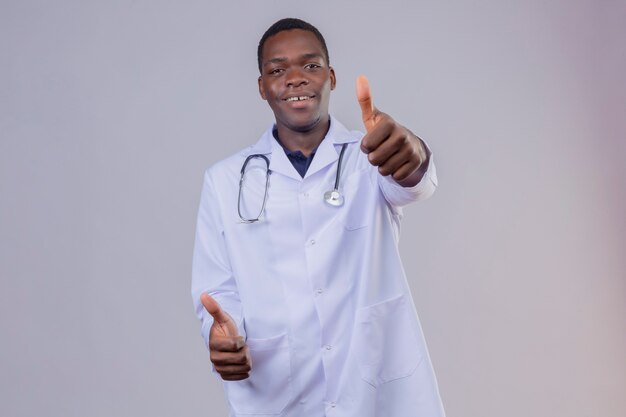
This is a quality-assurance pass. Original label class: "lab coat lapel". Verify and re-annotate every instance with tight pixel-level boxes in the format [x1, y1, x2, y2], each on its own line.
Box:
[305, 117, 359, 179]
[269, 141, 303, 181]
[304, 136, 338, 179]
[244, 126, 302, 181]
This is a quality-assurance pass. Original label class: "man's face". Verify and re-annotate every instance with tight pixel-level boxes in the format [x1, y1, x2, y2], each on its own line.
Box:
[258, 29, 336, 133]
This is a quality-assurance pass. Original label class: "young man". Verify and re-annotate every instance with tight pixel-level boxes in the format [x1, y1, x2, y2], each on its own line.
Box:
[192, 18, 445, 417]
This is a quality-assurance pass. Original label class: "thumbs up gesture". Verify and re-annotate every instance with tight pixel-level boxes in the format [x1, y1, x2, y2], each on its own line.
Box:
[356, 75, 429, 187]
[201, 293, 251, 381]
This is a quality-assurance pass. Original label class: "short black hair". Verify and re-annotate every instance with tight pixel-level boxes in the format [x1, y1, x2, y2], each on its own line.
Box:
[257, 18, 329, 74]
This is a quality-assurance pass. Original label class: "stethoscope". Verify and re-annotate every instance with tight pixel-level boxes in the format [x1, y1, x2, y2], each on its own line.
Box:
[238, 143, 348, 223]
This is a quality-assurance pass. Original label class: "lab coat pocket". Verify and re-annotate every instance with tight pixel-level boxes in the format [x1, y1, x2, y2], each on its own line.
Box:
[354, 294, 423, 388]
[342, 169, 374, 231]
[225, 333, 293, 415]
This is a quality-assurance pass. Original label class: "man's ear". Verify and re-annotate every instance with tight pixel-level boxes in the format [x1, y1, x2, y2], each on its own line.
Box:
[329, 67, 337, 91]
[258, 76, 267, 100]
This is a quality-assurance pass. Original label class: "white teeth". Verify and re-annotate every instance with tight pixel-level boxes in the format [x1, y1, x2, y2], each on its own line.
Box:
[286, 96, 311, 102]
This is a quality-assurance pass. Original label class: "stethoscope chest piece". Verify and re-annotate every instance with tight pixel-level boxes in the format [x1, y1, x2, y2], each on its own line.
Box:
[322, 142, 348, 207]
[324, 189, 344, 207]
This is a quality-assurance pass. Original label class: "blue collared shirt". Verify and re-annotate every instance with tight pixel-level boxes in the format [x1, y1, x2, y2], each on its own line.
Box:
[273, 128, 317, 177]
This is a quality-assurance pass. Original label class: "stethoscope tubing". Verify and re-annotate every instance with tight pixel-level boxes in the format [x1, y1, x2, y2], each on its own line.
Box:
[238, 143, 348, 223]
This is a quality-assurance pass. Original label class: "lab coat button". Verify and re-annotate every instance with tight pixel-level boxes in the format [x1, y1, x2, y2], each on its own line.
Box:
[309, 239, 316, 245]
[330, 402, 336, 408]
[325, 344, 332, 351]
[315, 288, 323, 295]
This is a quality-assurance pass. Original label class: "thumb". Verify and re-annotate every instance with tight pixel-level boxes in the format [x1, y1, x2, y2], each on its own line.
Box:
[201, 293, 239, 337]
[356, 75, 377, 131]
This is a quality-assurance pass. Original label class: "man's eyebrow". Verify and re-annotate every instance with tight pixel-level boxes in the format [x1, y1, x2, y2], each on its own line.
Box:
[301, 52, 324, 60]
[263, 53, 325, 66]
[265, 57, 288, 65]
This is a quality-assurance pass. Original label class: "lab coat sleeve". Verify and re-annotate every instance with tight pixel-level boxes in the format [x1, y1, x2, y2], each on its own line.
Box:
[191, 170, 245, 346]
[377, 139, 438, 207]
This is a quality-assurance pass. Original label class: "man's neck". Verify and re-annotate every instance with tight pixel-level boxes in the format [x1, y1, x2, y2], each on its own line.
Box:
[274, 117, 331, 157]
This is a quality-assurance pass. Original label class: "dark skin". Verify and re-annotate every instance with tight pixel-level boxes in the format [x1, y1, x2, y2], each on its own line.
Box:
[201, 293, 251, 381]
[356, 75, 430, 187]
[257, 29, 336, 157]
[203, 28, 430, 381]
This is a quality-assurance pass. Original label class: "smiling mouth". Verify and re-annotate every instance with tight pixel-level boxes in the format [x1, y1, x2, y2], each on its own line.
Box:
[284, 95, 314, 102]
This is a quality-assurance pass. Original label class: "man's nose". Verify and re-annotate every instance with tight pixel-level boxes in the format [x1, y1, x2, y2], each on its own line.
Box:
[285, 68, 308, 88]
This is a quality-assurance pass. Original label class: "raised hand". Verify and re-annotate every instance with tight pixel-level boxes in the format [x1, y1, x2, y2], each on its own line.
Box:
[201, 293, 251, 381]
[356, 75, 429, 187]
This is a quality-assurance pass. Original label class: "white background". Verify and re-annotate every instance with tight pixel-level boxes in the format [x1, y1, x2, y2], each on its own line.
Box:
[1, 1, 625, 416]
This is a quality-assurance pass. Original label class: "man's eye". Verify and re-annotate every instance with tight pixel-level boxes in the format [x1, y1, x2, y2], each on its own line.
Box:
[269, 68, 284, 75]
[305, 63, 321, 70]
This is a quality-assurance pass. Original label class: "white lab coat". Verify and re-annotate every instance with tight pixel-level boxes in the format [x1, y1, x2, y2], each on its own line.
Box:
[192, 117, 445, 417]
